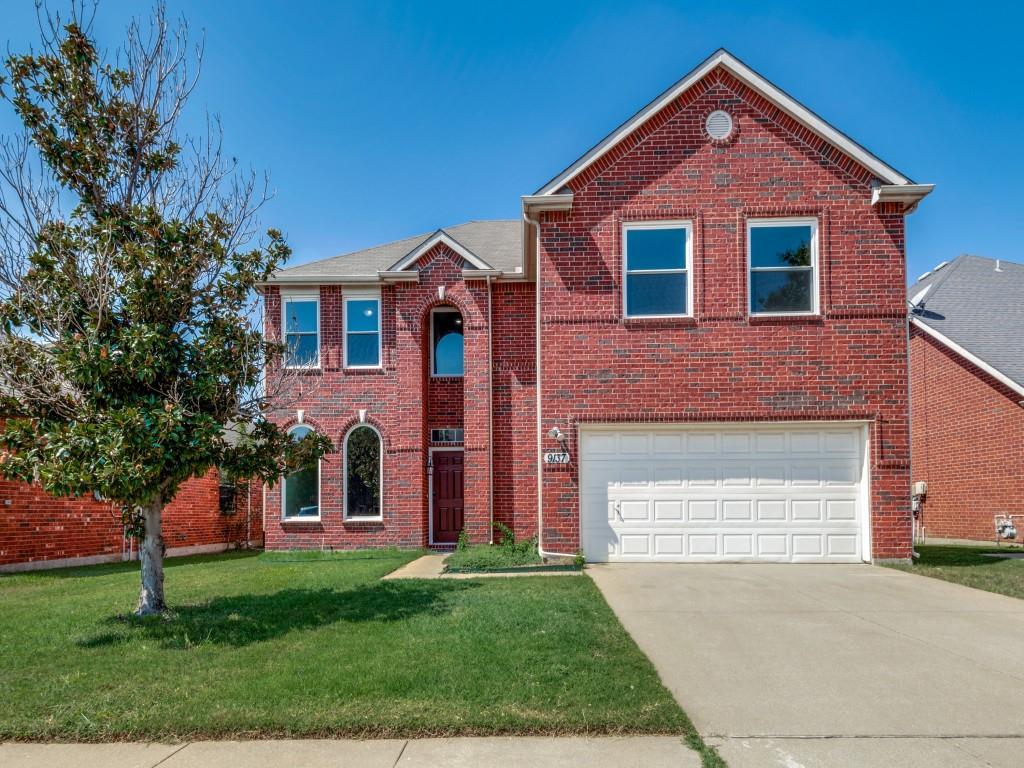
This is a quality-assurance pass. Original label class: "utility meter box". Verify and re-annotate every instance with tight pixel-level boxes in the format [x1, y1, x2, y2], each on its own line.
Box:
[912, 480, 928, 497]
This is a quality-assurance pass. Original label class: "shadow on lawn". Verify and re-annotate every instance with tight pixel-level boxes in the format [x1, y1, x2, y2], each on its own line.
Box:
[9, 550, 262, 580]
[915, 545, 1024, 568]
[78, 579, 478, 650]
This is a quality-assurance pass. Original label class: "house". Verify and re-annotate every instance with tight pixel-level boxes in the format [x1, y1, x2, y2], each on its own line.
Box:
[0, 471, 263, 572]
[261, 49, 932, 563]
[908, 255, 1024, 543]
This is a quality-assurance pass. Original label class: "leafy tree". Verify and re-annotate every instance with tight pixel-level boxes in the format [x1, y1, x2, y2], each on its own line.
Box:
[0, 3, 330, 614]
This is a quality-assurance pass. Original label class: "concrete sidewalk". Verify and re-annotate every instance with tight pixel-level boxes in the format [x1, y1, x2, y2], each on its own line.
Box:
[0, 736, 699, 768]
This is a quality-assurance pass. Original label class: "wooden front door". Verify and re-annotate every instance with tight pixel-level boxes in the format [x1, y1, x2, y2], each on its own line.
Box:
[432, 451, 464, 544]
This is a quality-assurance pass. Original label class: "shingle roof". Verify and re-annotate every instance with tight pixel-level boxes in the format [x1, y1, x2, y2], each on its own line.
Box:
[909, 254, 1024, 389]
[270, 220, 522, 280]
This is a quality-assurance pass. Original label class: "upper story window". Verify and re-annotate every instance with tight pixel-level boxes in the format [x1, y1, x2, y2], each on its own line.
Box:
[282, 294, 319, 368]
[431, 308, 464, 377]
[623, 222, 692, 318]
[283, 425, 319, 519]
[344, 293, 381, 368]
[748, 218, 819, 315]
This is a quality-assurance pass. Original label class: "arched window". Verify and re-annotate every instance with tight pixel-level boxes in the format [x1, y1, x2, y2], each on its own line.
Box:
[283, 425, 319, 519]
[431, 308, 463, 376]
[344, 425, 382, 519]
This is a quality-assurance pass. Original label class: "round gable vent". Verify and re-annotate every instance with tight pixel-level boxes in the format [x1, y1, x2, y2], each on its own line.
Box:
[705, 109, 734, 141]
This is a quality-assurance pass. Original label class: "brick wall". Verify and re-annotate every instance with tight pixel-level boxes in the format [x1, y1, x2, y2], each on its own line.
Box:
[0, 469, 264, 570]
[263, 248, 537, 550]
[535, 67, 912, 560]
[262, 63, 916, 560]
[910, 326, 1024, 541]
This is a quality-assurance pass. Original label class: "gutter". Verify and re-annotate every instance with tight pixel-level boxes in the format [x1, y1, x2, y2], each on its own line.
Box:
[260, 271, 420, 287]
[871, 183, 934, 214]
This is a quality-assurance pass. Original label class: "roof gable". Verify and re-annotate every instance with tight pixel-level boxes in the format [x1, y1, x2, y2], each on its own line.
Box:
[268, 220, 522, 283]
[388, 230, 494, 272]
[534, 48, 916, 197]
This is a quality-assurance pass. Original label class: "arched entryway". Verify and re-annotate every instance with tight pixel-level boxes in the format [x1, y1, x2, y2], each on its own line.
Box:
[424, 305, 465, 544]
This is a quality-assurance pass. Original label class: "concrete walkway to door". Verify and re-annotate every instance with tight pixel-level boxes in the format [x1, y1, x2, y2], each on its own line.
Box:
[589, 563, 1024, 767]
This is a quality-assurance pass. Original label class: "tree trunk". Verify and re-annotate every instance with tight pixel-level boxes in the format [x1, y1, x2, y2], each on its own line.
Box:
[135, 497, 166, 616]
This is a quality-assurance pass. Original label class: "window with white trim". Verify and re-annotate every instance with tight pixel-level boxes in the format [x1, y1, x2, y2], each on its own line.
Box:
[344, 294, 381, 368]
[748, 219, 818, 315]
[623, 222, 692, 317]
[282, 294, 319, 367]
[283, 425, 319, 519]
[344, 425, 382, 519]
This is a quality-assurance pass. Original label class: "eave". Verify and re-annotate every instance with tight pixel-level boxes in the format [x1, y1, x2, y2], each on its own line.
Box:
[872, 183, 935, 214]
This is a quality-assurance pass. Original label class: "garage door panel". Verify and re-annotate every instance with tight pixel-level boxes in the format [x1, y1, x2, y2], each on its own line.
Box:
[653, 434, 684, 454]
[687, 432, 719, 453]
[654, 500, 684, 521]
[688, 499, 718, 521]
[620, 499, 650, 521]
[580, 424, 866, 563]
[722, 499, 753, 521]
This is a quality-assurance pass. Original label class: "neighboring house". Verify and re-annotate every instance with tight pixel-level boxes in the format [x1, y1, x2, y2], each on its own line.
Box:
[908, 255, 1024, 543]
[261, 49, 932, 563]
[0, 472, 263, 572]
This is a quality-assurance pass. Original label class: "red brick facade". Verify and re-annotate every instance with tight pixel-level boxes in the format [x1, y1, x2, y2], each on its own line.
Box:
[263, 62, 918, 560]
[910, 326, 1024, 541]
[0, 471, 264, 571]
[264, 250, 537, 551]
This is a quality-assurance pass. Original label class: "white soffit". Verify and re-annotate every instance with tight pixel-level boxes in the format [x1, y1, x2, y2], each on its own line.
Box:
[533, 48, 917, 196]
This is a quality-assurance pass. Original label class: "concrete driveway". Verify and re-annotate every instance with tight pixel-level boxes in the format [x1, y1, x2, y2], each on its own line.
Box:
[589, 564, 1024, 767]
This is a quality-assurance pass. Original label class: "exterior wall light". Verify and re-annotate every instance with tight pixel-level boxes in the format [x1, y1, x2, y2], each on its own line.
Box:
[547, 426, 569, 449]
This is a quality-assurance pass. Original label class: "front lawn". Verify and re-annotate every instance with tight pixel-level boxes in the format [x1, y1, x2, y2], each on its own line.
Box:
[885, 544, 1024, 600]
[0, 550, 688, 741]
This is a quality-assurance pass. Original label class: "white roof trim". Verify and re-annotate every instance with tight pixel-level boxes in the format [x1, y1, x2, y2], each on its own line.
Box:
[521, 193, 574, 213]
[911, 316, 1024, 398]
[388, 230, 493, 272]
[872, 183, 934, 213]
[462, 268, 503, 279]
[534, 48, 915, 196]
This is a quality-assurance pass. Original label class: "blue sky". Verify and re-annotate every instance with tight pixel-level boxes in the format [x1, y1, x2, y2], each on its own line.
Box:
[2, 1, 1021, 282]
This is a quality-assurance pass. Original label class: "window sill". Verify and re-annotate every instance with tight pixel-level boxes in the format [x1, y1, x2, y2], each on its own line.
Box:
[284, 365, 322, 375]
[281, 517, 322, 525]
[343, 516, 383, 524]
[343, 367, 386, 375]
[623, 315, 697, 328]
[748, 314, 823, 325]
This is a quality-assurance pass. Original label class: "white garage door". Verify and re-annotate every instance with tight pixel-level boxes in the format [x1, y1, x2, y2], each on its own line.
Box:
[580, 423, 868, 563]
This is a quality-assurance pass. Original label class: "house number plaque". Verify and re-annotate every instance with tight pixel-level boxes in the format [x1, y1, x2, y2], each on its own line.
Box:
[543, 451, 570, 465]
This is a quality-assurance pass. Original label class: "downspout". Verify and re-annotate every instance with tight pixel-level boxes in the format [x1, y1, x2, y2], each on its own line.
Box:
[487, 274, 495, 544]
[906, 300, 920, 560]
[525, 210, 577, 560]
[246, 479, 252, 548]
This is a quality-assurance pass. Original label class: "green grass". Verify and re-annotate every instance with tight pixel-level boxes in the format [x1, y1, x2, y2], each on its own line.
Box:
[0, 549, 690, 742]
[445, 543, 546, 572]
[886, 544, 1024, 600]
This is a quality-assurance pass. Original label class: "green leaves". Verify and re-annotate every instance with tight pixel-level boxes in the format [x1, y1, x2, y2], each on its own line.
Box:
[0, 14, 330, 515]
